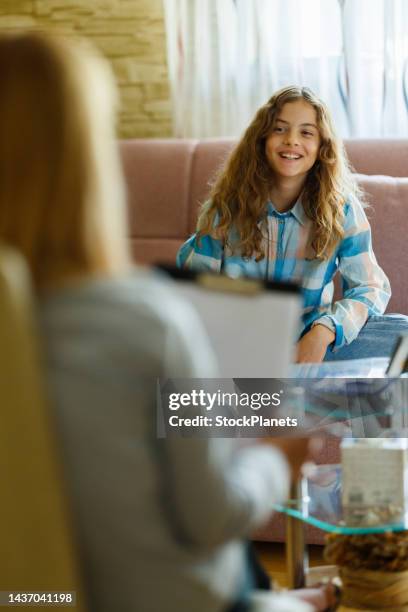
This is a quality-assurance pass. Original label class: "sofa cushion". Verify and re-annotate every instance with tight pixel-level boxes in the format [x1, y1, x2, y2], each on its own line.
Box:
[188, 139, 235, 233]
[120, 139, 197, 239]
[356, 174, 408, 315]
[129, 238, 182, 266]
[345, 139, 408, 177]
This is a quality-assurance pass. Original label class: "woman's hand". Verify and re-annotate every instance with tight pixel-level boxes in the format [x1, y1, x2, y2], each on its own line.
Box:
[290, 583, 340, 611]
[263, 437, 323, 480]
[296, 324, 335, 364]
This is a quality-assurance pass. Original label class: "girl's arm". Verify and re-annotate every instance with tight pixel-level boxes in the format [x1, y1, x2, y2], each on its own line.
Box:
[313, 196, 391, 352]
[176, 233, 223, 272]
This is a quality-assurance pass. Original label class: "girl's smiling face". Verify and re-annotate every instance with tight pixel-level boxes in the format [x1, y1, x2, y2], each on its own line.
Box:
[265, 99, 321, 182]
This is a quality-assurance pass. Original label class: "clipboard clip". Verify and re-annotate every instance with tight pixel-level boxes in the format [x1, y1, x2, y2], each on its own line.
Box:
[155, 263, 301, 297]
[197, 273, 263, 295]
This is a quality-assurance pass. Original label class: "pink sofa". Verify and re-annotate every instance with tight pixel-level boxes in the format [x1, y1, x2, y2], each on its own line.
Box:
[120, 138, 408, 543]
[121, 138, 408, 315]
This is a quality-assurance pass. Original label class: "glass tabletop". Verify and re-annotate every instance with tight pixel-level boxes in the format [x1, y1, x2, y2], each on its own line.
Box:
[273, 464, 408, 535]
[274, 376, 408, 439]
[290, 357, 390, 379]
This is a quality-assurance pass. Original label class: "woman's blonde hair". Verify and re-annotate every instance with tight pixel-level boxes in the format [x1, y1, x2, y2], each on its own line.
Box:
[0, 30, 130, 291]
[198, 86, 362, 260]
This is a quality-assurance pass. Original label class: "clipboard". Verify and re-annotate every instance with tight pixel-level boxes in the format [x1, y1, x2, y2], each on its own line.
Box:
[157, 265, 302, 377]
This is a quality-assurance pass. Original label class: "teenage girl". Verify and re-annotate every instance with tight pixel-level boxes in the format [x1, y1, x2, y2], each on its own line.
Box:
[178, 86, 408, 363]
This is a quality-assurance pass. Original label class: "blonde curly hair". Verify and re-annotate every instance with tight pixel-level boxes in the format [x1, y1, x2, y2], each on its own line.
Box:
[197, 86, 362, 261]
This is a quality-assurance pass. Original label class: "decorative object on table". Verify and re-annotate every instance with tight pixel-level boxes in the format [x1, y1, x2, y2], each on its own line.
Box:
[324, 532, 408, 610]
[341, 438, 408, 526]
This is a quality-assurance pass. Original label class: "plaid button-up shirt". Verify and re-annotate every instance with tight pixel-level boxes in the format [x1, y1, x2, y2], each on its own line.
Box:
[176, 197, 391, 351]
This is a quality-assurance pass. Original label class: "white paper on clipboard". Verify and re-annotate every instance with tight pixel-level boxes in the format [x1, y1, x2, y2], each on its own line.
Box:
[159, 266, 302, 378]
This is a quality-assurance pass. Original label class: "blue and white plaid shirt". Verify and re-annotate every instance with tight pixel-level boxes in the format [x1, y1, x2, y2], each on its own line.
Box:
[176, 197, 391, 351]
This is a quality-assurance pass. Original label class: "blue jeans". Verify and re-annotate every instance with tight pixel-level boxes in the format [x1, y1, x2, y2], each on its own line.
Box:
[324, 314, 408, 361]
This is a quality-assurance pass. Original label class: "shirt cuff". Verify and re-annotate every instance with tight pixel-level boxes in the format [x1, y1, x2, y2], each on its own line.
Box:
[312, 315, 344, 351]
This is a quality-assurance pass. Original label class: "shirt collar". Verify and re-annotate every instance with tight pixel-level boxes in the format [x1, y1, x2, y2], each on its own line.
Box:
[267, 197, 308, 227]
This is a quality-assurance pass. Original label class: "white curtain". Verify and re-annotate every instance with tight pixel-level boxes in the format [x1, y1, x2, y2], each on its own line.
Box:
[164, 0, 408, 138]
[341, 0, 408, 137]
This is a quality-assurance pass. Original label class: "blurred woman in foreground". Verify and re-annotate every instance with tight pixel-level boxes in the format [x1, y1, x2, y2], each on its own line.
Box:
[0, 32, 333, 612]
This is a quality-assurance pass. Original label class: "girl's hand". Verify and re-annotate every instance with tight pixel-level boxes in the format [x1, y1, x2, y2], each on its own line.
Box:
[296, 325, 335, 363]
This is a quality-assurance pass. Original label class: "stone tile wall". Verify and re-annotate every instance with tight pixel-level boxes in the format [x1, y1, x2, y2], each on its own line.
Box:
[0, 0, 172, 137]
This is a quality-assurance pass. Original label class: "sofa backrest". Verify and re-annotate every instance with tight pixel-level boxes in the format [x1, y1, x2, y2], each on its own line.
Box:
[120, 139, 408, 314]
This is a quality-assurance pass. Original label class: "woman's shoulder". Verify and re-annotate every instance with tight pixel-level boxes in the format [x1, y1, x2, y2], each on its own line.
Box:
[40, 267, 198, 334]
[39, 267, 217, 376]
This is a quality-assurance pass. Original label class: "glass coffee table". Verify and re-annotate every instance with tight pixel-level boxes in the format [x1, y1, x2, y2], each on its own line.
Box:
[273, 464, 408, 589]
